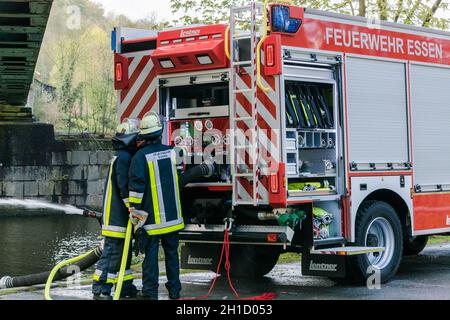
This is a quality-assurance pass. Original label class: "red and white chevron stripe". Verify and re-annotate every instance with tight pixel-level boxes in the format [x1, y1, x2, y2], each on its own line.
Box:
[117, 50, 158, 122]
[234, 62, 281, 205]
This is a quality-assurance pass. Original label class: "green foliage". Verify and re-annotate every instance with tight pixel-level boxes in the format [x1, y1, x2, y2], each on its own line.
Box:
[170, 0, 449, 30]
[35, 0, 168, 135]
[55, 39, 84, 135]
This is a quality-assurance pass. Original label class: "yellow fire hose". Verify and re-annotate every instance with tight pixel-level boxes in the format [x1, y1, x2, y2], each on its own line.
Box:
[44, 219, 133, 301]
[113, 219, 133, 300]
[44, 249, 97, 300]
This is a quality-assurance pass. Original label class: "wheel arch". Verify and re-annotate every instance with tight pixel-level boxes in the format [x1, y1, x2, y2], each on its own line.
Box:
[363, 189, 412, 238]
[349, 179, 413, 243]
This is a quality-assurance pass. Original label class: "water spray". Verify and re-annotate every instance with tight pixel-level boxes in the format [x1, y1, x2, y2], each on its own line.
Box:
[0, 199, 84, 215]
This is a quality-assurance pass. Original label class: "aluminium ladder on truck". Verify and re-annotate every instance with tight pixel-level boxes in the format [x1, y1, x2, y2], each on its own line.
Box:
[230, 2, 264, 207]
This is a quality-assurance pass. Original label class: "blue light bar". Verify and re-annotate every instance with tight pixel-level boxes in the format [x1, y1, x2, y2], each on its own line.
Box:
[271, 6, 302, 34]
[111, 28, 117, 52]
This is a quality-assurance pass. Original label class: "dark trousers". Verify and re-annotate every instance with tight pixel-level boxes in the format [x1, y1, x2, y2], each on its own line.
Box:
[142, 232, 181, 298]
[92, 237, 136, 296]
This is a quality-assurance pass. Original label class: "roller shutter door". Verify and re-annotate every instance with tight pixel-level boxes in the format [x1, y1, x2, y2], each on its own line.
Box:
[346, 57, 409, 165]
[411, 64, 450, 190]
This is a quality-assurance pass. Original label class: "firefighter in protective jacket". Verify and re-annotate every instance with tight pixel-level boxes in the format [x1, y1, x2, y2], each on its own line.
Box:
[128, 112, 184, 300]
[92, 119, 140, 300]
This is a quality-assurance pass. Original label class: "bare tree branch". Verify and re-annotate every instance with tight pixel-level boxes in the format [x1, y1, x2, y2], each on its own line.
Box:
[405, 0, 421, 24]
[393, 0, 404, 22]
[422, 0, 443, 27]
[359, 0, 366, 17]
[377, 0, 388, 20]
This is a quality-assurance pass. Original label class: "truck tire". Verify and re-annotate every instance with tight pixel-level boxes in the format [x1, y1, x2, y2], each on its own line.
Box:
[403, 236, 428, 256]
[347, 200, 403, 284]
[214, 245, 281, 278]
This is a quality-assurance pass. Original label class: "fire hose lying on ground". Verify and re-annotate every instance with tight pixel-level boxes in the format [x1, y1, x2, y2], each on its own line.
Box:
[0, 164, 214, 300]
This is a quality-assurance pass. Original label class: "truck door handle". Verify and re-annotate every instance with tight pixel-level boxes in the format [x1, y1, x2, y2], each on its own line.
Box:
[188, 112, 210, 116]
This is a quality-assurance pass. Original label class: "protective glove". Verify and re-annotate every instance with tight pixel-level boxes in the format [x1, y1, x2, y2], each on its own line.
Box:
[129, 208, 150, 256]
[133, 227, 149, 257]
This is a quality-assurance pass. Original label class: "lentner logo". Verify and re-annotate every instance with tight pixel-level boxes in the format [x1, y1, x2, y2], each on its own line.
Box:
[180, 29, 201, 38]
[188, 255, 212, 265]
[309, 261, 338, 272]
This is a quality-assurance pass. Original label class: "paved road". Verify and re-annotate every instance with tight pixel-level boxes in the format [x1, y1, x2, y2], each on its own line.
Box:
[2, 242, 450, 300]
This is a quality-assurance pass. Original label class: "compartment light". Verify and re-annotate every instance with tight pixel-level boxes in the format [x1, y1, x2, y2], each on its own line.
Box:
[160, 59, 175, 69]
[197, 55, 213, 65]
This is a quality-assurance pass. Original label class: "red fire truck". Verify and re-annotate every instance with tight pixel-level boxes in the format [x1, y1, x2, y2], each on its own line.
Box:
[112, 2, 450, 284]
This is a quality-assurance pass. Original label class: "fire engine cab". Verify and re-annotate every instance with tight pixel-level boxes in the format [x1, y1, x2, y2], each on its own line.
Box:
[112, 1, 450, 283]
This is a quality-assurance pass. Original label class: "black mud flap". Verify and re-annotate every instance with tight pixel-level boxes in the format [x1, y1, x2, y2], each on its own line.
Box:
[181, 243, 221, 271]
[301, 250, 346, 278]
[300, 204, 346, 278]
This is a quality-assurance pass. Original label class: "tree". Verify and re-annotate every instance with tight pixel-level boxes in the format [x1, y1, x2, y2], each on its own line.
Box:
[54, 39, 83, 134]
[35, 0, 168, 136]
[170, 0, 449, 30]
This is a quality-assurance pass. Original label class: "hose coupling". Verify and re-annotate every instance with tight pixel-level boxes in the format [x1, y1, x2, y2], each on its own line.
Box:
[224, 217, 234, 231]
[0, 276, 13, 289]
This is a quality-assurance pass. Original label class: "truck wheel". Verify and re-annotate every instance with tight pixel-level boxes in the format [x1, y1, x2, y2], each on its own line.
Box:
[348, 201, 403, 284]
[403, 236, 428, 255]
[215, 245, 281, 278]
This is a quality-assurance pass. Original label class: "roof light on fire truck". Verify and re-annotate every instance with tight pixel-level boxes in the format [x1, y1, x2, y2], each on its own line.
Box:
[271, 5, 302, 34]
[159, 59, 175, 69]
[197, 55, 213, 65]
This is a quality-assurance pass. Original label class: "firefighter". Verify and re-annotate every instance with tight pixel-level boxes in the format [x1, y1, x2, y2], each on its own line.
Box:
[92, 119, 140, 300]
[128, 111, 184, 300]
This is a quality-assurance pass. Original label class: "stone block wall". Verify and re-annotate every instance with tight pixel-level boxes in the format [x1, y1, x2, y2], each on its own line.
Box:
[0, 123, 113, 210]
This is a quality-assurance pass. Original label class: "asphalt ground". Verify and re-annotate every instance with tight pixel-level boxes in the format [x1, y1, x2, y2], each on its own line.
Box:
[1, 242, 450, 300]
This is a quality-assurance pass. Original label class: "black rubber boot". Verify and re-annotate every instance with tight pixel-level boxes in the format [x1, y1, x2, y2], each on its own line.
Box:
[137, 291, 158, 300]
[165, 283, 180, 300]
[93, 293, 113, 301]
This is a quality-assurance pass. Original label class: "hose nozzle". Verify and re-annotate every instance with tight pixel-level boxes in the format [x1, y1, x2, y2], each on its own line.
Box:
[83, 209, 102, 220]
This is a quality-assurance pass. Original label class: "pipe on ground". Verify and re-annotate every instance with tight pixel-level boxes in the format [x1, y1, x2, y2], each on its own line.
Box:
[0, 245, 102, 290]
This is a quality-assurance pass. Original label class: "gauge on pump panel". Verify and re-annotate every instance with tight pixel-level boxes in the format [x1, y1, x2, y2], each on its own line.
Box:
[174, 136, 183, 146]
[211, 134, 221, 146]
[194, 120, 203, 131]
[205, 120, 214, 130]
[184, 136, 194, 146]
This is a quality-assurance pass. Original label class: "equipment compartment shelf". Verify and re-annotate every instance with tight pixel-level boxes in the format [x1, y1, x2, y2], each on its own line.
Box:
[288, 190, 337, 197]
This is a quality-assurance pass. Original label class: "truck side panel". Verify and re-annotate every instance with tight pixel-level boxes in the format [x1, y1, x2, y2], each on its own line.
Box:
[113, 27, 158, 121]
[346, 56, 409, 166]
[410, 63, 450, 234]
[117, 51, 158, 121]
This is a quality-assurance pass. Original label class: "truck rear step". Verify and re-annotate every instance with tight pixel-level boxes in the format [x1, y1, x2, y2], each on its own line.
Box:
[180, 224, 295, 245]
[310, 246, 384, 255]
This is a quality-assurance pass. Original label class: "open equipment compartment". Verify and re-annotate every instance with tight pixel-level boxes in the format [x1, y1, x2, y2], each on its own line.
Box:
[161, 70, 230, 120]
[282, 52, 344, 243]
[284, 79, 340, 198]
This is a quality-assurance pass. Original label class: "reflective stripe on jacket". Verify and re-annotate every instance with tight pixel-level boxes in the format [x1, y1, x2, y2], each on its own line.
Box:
[101, 150, 133, 238]
[128, 143, 184, 236]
